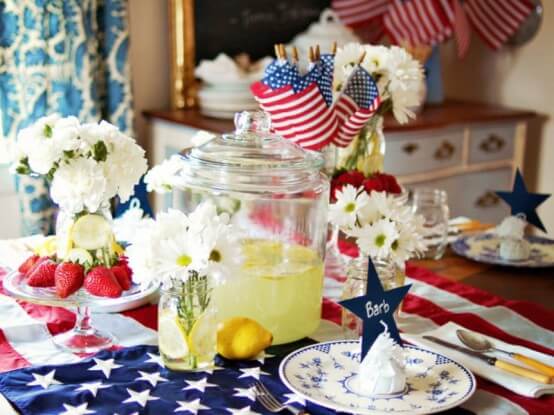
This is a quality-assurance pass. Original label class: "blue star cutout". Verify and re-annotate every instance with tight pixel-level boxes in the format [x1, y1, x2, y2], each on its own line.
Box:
[339, 257, 411, 359]
[495, 169, 551, 232]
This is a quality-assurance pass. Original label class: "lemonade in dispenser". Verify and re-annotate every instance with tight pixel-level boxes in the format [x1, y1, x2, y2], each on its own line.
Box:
[171, 111, 329, 344]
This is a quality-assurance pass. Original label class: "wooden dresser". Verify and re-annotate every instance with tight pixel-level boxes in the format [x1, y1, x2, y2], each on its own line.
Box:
[144, 100, 535, 222]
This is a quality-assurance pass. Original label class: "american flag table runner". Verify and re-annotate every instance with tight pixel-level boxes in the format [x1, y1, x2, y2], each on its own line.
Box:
[0, 266, 553, 414]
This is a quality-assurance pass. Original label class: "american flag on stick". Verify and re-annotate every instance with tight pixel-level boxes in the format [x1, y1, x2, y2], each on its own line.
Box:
[334, 66, 381, 147]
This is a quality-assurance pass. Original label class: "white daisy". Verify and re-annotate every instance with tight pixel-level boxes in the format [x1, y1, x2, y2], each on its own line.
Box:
[355, 219, 399, 259]
[333, 43, 365, 92]
[361, 45, 390, 74]
[329, 185, 368, 229]
[203, 223, 242, 283]
[154, 230, 210, 283]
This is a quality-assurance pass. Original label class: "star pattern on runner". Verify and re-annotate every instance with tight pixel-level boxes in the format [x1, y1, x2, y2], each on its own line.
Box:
[88, 358, 122, 379]
[60, 402, 95, 415]
[237, 367, 270, 380]
[123, 388, 159, 408]
[226, 406, 261, 414]
[183, 377, 216, 393]
[76, 382, 110, 397]
[135, 371, 168, 387]
[284, 393, 306, 406]
[233, 386, 256, 402]
[174, 398, 210, 413]
[27, 370, 61, 389]
[145, 352, 164, 367]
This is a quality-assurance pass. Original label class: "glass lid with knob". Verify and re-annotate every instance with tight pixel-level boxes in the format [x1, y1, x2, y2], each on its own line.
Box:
[178, 111, 325, 195]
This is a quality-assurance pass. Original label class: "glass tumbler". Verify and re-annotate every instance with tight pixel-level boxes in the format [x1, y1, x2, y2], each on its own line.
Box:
[411, 189, 449, 259]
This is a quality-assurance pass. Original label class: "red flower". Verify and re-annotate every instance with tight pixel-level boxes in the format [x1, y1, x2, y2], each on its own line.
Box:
[363, 172, 401, 195]
[330, 171, 365, 202]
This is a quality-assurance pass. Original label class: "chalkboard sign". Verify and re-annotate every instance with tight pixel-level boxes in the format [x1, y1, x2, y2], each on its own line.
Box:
[194, 0, 330, 62]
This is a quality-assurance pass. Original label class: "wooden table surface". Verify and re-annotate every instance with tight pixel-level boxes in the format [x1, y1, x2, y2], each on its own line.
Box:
[412, 250, 554, 309]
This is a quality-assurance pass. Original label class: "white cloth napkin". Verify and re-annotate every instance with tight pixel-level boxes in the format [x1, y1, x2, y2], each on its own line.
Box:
[403, 321, 554, 398]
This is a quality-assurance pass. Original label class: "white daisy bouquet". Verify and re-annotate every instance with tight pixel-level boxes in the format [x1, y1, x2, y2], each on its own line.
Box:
[126, 201, 241, 289]
[329, 184, 426, 267]
[11, 114, 147, 215]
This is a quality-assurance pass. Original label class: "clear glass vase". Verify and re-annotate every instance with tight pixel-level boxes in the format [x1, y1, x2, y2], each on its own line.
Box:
[336, 115, 385, 176]
[158, 274, 217, 371]
[341, 256, 405, 338]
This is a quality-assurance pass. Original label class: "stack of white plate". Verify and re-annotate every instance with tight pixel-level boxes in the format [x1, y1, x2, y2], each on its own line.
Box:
[198, 80, 260, 119]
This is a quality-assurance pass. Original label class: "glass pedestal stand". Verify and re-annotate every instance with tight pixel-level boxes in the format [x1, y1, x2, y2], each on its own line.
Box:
[53, 306, 115, 353]
[3, 270, 158, 354]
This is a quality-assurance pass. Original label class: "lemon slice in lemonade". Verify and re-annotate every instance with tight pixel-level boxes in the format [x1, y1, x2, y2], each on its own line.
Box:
[188, 311, 217, 358]
[158, 312, 190, 359]
[71, 214, 113, 250]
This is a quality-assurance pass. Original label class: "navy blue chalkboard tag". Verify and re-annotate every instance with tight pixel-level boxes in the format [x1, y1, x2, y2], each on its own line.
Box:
[114, 177, 153, 218]
[339, 257, 411, 360]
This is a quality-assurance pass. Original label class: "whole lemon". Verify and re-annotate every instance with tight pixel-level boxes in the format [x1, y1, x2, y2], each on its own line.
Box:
[216, 317, 273, 360]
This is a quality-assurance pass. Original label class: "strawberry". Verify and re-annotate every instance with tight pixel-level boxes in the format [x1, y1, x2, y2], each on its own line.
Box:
[84, 266, 122, 298]
[27, 260, 57, 287]
[18, 255, 41, 277]
[55, 262, 84, 298]
[111, 264, 132, 291]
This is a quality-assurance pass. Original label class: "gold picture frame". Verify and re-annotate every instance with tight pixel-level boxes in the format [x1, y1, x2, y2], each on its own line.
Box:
[168, 0, 197, 109]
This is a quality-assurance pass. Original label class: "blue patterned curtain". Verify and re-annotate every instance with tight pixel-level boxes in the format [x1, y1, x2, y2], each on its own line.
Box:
[0, 0, 134, 235]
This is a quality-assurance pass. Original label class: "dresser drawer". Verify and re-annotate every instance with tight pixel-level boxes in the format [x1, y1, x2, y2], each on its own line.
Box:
[406, 168, 512, 223]
[384, 128, 464, 176]
[468, 123, 516, 164]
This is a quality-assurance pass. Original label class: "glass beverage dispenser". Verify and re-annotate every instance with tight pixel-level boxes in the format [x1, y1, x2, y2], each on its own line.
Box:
[171, 111, 329, 344]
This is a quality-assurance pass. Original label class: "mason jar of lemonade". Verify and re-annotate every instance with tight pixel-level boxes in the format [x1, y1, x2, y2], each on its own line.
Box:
[170, 111, 329, 345]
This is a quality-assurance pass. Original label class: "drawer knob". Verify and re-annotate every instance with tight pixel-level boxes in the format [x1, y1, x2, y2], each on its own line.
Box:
[434, 141, 455, 160]
[402, 143, 419, 155]
[480, 134, 506, 153]
[475, 191, 500, 208]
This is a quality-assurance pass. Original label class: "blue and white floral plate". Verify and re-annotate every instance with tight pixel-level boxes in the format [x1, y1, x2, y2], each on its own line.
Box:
[451, 233, 554, 268]
[279, 340, 475, 414]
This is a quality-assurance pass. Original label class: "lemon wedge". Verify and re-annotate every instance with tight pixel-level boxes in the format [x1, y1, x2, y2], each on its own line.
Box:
[66, 248, 94, 266]
[188, 311, 217, 358]
[71, 214, 113, 250]
[158, 312, 189, 359]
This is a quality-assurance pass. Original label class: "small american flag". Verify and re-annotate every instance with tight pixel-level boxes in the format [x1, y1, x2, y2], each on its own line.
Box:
[464, 0, 535, 50]
[251, 81, 338, 150]
[318, 54, 335, 106]
[331, 0, 390, 27]
[384, 0, 454, 46]
[333, 66, 381, 148]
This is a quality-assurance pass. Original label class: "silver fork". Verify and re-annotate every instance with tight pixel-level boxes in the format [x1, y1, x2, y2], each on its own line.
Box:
[253, 381, 308, 414]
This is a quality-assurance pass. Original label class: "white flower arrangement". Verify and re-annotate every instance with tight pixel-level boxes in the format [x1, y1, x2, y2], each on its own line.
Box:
[330, 184, 426, 266]
[125, 201, 241, 288]
[334, 43, 425, 124]
[11, 114, 147, 214]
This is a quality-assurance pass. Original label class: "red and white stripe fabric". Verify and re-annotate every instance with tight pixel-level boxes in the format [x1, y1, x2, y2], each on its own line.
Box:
[251, 81, 338, 150]
[464, 0, 535, 50]
[1, 263, 553, 414]
[331, 0, 391, 27]
[384, 0, 454, 46]
[453, 0, 471, 58]
[333, 94, 381, 147]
